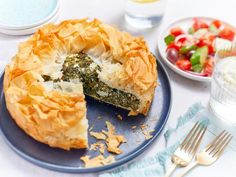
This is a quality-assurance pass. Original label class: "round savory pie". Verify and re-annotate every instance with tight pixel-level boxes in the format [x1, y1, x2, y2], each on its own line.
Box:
[3, 18, 157, 150]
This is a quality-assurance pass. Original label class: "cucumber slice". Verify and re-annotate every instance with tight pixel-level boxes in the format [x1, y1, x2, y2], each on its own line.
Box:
[179, 45, 197, 54]
[192, 64, 203, 73]
[198, 46, 209, 65]
[188, 27, 195, 34]
[190, 46, 208, 65]
[190, 53, 201, 65]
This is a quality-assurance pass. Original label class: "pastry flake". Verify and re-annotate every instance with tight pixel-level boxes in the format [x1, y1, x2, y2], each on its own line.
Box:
[80, 155, 115, 168]
[90, 142, 105, 154]
[90, 131, 107, 140]
[104, 121, 127, 154]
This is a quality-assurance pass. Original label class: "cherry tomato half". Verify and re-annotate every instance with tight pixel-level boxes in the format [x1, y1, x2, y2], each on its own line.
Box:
[204, 33, 216, 42]
[219, 27, 235, 41]
[166, 43, 180, 51]
[176, 59, 191, 71]
[211, 20, 222, 28]
[204, 58, 214, 76]
[170, 27, 184, 37]
[193, 18, 209, 31]
[177, 36, 187, 44]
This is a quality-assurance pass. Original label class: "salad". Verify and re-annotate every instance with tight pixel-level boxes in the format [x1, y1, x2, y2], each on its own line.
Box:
[164, 18, 235, 77]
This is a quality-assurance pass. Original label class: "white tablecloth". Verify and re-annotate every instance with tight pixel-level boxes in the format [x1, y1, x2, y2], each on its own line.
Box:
[0, 0, 235, 176]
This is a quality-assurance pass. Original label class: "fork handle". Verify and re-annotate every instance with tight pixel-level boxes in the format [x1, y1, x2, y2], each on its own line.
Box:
[176, 161, 198, 177]
[164, 163, 177, 177]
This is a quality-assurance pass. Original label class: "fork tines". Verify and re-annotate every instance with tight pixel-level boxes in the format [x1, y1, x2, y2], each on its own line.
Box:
[205, 130, 233, 158]
[217, 43, 236, 58]
[180, 122, 207, 154]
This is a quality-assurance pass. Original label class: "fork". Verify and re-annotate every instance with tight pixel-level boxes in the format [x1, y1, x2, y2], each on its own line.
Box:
[216, 42, 236, 59]
[177, 130, 233, 177]
[164, 122, 207, 177]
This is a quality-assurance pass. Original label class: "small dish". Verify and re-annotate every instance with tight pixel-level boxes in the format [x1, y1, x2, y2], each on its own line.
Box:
[0, 5, 60, 35]
[157, 17, 236, 82]
[0, 0, 60, 30]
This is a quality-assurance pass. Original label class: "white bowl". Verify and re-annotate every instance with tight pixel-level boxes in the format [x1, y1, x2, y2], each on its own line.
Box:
[157, 16, 235, 82]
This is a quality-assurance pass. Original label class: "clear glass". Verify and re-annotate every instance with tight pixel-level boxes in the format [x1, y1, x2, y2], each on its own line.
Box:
[124, 0, 167, 29]
[209, 48, 236, 124]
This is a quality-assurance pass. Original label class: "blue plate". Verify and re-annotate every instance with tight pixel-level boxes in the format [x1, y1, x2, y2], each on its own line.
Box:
[0, 58, 171, 173]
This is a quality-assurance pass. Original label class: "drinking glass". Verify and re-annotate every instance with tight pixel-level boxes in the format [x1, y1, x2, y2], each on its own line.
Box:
[124, 0, 167, 29]
[208, 46, 236, 134]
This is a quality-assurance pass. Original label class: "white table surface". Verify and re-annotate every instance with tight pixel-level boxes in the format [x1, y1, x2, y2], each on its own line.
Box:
[0, 0, 235, 176]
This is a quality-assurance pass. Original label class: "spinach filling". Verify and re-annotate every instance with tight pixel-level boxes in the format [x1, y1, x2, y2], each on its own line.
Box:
[42, 52, 140, 111]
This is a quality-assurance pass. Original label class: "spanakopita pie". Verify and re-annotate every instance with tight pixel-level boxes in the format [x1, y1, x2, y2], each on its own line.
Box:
[3, 18, 157, 150]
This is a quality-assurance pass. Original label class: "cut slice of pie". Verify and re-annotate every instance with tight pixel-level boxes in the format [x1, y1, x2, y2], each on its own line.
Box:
[3, 18, 157, 150]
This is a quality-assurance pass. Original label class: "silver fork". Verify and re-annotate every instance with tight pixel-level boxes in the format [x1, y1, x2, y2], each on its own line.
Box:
[177, 130, 233, 177]
[164, 122, 207, 177]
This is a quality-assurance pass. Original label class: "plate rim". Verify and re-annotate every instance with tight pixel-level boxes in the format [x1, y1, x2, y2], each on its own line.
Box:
[0, 58, 172, 173]
[157, 16, 236, 82]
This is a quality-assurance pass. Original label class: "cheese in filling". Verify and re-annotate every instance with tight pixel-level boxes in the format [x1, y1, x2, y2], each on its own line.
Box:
[41, 52, 140, 111]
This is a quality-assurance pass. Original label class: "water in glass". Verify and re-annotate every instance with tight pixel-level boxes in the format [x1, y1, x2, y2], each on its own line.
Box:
[125, 0, 166, 29]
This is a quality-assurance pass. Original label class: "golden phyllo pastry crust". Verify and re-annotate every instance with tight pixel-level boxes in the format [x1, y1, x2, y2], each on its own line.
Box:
[4, 18, 157, 150]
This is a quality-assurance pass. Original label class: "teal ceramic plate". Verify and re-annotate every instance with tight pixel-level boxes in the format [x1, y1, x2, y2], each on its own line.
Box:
[0, 0, 60, 30]
[0, 6, 60, 35]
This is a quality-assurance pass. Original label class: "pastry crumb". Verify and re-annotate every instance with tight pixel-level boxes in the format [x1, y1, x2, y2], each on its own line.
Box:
[89, 121, 127, 155]
[150, 118, 157, 122]
[117, 114, 123, 120]
[142, 130, 153, 140]
[97, 116, 102, 120]
[104, 121, 127, 154]
[90, 142, 105, 154]
[140, 123, 153, 140]
[140, 123, 148, 130]
[90, 143, 98, 151]
[89, 124, 94, 131]
[80, 155, 115, 168]
[99, 144, 105, 154]
[90, 131, 106, 140]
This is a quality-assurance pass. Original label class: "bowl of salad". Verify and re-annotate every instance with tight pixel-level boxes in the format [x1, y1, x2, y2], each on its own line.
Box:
[158, 17, 236, 82]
